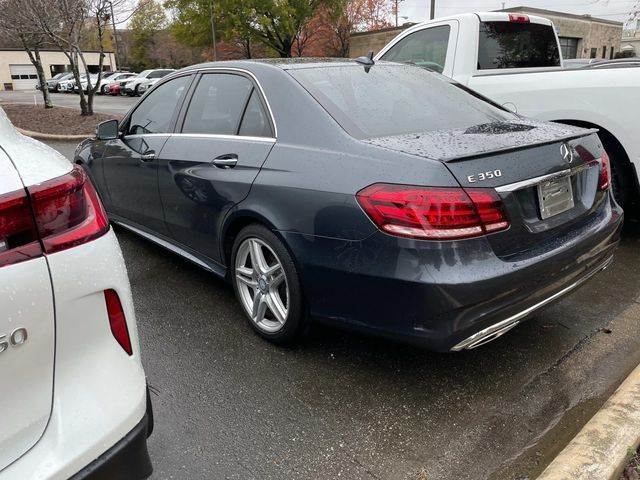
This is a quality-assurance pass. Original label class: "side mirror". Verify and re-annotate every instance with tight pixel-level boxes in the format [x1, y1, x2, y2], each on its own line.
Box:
[96, 119, 119, 140]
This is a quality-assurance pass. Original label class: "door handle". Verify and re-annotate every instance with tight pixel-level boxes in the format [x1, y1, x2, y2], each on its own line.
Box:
[212, 154, 238, 169]
[141, 150, 155, 162]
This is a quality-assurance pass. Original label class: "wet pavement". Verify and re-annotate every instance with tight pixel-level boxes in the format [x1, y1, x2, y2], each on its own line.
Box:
[48, 140, 640, 479]
[0, 90, 136, 116]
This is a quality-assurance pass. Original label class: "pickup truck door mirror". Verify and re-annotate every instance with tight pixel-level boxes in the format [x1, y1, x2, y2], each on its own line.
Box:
[96, 119, 119, 140]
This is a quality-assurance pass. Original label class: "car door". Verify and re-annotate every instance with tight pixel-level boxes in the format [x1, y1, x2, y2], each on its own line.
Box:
[102, 74, 192, 235]
[158, 71, 276, 264]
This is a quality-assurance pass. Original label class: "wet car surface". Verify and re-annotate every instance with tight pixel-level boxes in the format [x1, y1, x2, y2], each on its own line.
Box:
[47, 140, 640, 479]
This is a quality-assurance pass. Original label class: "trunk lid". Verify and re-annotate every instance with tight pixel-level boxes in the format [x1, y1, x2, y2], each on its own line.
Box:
[0, 148, 55, 471]
[364, 120, 606, 259]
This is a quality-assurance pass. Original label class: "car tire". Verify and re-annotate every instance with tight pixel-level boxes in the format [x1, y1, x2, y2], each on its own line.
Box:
[231, 224, 307, 345]
[101, 85, 108, 94]
[608, 150, 629, 208]
[134, 84, 140, 96]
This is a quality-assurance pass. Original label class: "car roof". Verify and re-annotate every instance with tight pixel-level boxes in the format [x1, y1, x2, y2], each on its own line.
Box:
[178, 57, 401, 74]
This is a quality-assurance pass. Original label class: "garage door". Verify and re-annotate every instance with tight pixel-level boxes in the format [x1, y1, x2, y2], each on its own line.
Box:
[9, 65, 38, 90]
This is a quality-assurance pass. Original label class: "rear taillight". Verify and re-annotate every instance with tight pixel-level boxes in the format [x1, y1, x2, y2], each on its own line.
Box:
[508, 13, 530, 22]
[0, 165, 109, 268]
[356, 184, 509, 240]
[29, 165, 109, 254]
[104, 289, 133, 356]
[0, 189, 42, 267]
[599, 152, 611, 191]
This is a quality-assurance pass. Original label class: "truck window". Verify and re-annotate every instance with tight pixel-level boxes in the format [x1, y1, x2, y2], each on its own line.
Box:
[477, 21, 560, 69]
[380, 26, 450, 74]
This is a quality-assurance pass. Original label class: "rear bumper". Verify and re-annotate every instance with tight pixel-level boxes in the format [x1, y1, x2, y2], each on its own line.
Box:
[70, 389, 153, 480]
[282, 201, 623, 351]
[0, 230, 148, 480]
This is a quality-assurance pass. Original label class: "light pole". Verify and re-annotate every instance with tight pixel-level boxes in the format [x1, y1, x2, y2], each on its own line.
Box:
[430, 0, 435, 20]
[209, 0, 217, 61]
[394, 0, 405, 27]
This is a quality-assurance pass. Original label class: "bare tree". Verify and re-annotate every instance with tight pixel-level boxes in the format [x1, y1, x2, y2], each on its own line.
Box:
[23, 0, 133, 116]
[0, 0, 53, 108]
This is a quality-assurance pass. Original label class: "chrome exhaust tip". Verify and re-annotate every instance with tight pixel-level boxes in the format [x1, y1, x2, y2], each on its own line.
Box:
[450, 255, 614, 352]
[451, 320, 520, 351]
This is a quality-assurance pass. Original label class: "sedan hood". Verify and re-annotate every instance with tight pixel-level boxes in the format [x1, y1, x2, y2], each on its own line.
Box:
[362, 119, 595, 162]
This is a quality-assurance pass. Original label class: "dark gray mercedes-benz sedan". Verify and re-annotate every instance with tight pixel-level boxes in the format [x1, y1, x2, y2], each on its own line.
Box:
[75, 59, 623, 351]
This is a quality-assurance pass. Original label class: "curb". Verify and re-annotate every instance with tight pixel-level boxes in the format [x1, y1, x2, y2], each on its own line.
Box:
[537, 362, 640, 480]
[16, 127, 90, 142]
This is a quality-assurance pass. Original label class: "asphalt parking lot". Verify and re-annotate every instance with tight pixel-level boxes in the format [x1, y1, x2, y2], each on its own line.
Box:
[46, 140, 640, 479]
[0, 90, 136, 115]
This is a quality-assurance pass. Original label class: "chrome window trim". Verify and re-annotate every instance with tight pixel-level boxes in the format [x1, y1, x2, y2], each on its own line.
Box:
[169, 133, 276, 144]
[188, 67, 278, 139]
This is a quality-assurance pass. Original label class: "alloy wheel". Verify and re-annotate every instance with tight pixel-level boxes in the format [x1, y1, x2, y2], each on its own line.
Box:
[235, 238, 289, 333]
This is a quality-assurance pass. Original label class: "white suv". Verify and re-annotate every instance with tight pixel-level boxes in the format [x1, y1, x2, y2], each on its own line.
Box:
[0, 107, 152, 479]
[123, 69, 175, 96]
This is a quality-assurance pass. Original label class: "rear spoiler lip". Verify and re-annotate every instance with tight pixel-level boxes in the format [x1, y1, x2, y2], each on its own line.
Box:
[443, 128, 599, 163]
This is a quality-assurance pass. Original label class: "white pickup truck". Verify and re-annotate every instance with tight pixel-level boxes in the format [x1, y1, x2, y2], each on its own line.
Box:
[376, 12, 640, 208]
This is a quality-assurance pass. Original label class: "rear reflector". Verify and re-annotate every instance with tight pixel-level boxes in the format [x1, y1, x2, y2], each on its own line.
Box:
[104, 289, 133, 356]
[599, 152, 611, 191]
[356, 184, 509, 240]
[0, 165, 109, 268]
[0, 189, 42, 267]
[508, 13, 530, 22]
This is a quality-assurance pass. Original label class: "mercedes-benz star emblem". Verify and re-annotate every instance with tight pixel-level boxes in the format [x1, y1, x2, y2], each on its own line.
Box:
[560, 143, 574, 163]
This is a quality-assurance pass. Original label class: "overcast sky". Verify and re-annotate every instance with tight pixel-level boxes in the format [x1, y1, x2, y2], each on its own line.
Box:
[397, 0, 639, 27]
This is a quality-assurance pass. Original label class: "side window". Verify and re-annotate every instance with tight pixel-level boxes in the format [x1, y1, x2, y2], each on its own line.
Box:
[381, 26, 450, 73]
[239, 89, 273, 137]
[128, 75, 190, 135]
[182, 73, 253, 135]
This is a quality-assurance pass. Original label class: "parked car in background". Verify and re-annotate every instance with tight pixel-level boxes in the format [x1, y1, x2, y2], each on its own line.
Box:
[137, 77, 161, 94]
[77, 60, 622, 352]
[0, 106, 153, 479]
[377, 12, 640, 208]
[57, 74, 82, 93]
[122, 69, 175, 96]
[40, 72, 71, 92]
[57, 74, 85, 93]
[109, 81, 123, 96]
[580, 58, 640, 69]
[74, 74, 98, 93]
[98, 72, 137, 94]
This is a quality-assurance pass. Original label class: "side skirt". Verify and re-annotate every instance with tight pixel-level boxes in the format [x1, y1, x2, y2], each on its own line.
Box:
[110, 217, 227, 279]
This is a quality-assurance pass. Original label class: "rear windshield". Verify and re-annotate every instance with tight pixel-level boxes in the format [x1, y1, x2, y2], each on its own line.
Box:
[478, 21, 561, 70]
[289, 64, 514, 139]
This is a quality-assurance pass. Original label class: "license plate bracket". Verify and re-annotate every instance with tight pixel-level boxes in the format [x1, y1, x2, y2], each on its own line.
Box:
[537, 175, 574, 220]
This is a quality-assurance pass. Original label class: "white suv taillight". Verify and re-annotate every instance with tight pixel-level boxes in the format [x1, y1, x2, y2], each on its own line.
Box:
[0, 189, 42, 267]
[0, 165, 109, 268]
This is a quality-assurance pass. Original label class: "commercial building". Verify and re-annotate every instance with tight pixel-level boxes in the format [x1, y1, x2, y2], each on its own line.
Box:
[622, 20, 640, 56]
[349, 7, 623, 60]
[0, 49, 116, 90]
